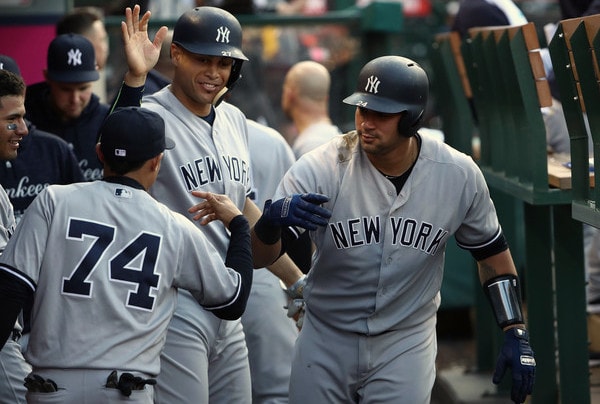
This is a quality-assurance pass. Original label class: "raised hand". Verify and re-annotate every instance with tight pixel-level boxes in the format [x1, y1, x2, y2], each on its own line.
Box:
[121, 4, 169, 86]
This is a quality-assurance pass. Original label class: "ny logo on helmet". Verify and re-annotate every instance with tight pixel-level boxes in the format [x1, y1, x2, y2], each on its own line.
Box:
[216, 26, 231, 44]
[364, 75, 380, 94]
[67, 48, 83, 67]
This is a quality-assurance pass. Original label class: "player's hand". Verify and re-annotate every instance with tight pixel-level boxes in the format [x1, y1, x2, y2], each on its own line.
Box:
[121, 4, 168, 85]
[282, 275, 307, 330]
[189, 191, 243, 228]
[493, 328, 536, 403]
[262, 193, 331, 231]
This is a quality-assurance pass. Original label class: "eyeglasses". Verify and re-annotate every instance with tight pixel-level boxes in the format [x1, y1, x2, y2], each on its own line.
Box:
[6, 123, 17, 130]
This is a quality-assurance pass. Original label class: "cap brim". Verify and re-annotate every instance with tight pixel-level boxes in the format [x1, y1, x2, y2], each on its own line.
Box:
[47, 70, 100, 83]
[343, 92, 406, 114]
[165, 136, 176, 150]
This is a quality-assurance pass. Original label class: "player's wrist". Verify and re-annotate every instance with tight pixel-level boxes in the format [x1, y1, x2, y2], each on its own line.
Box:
[254, 214, 281, 245]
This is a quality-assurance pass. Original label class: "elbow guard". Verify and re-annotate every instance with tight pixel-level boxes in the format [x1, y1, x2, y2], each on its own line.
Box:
[483, 274, 524, 329]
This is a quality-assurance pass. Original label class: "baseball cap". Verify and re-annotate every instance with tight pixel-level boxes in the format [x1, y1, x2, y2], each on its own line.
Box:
[0, 55, 21, 76]
[46, 33, 99, 83]
[99, 107, 175, 163]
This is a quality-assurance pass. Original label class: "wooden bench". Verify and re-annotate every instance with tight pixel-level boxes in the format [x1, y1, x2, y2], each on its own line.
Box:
[549, 14, 600, 227]
[461, 22, 589, 403]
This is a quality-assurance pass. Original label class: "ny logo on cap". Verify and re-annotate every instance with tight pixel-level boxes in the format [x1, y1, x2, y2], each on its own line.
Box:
[215, 26, 231, 44]
[365, 75, 380, 94]
[67, 48, 83, 67]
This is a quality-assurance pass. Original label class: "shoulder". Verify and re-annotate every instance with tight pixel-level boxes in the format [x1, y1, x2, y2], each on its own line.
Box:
[247, 119, 289, 148]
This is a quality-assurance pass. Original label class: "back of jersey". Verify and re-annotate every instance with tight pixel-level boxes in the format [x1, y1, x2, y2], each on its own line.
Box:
[0, 180, 239, 376]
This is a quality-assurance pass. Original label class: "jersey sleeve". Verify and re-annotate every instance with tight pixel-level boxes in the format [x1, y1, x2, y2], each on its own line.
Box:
[0, 187, 53, 286]
[453, 159, 503, 251]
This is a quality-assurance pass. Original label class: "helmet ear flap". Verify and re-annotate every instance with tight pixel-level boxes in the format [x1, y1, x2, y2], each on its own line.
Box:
[398, 109, 424, 137]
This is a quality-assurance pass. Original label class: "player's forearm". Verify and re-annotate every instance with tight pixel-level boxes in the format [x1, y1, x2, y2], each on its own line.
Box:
[213, 215, 253, 320]
[265, 253, 304, 288]
[477, 249, 526, 331]
[0, 270, 32, 349]
[110, 82, 144, 114]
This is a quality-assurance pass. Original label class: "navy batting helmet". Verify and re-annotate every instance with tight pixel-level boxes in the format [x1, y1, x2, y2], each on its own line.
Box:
[173, 6, 248, 90]
[343, 56, 429, 137]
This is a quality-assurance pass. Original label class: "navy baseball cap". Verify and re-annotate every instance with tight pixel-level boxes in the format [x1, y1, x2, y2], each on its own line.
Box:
[46, 33, 99, 83]
[99, 107, 175, 163]
[0, 55, 21, 76]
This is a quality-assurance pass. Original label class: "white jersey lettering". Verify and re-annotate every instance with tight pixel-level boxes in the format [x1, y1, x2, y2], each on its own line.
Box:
[4, 176, 49, 199]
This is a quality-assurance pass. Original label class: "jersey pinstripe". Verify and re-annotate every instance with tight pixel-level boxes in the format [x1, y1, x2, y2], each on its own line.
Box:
[275, 131, 501, 335]
[0, 180, 244, 376]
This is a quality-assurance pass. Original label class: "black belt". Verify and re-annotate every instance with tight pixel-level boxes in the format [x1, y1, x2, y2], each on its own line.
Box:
[11, 329, 21, 342]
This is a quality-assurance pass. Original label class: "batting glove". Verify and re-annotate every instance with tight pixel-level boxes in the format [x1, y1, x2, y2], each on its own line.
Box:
[282, 275, 307, 330]
[493, 327, 536, 403]
[262, 193, 331, 231]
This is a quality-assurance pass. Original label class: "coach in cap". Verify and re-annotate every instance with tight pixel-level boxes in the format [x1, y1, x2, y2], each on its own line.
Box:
[25, 33, 110, 182]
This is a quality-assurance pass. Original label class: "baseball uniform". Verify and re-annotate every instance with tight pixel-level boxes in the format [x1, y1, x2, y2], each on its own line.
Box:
[115, 86, 254, 403]
[275, 131, 504, 403]
[0, 176, 252, 403]
[0, 183, 30, 404]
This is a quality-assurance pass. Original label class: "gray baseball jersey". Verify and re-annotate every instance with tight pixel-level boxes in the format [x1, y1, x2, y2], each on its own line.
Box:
[279, 131, 502, 402]
[140, 88, 253, 402]
[0, 180, 246, 376]
[292, 122, 340, 160]
[0, 184, 30, 404]
[243, 119, 298, 403]
[276, 131, 501, 333]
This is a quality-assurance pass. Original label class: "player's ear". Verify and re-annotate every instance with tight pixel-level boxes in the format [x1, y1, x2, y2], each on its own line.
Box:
[149, 153, 163, 172]
[95, 143, 105, 163]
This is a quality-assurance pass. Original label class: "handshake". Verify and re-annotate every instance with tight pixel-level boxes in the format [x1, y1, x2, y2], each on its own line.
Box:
[255, 193, 332, 244]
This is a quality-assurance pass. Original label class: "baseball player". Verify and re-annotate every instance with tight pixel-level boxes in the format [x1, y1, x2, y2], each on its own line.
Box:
[0, 106, 254, 403]
[112, 6, 327, 403]
[0, 69, 30, 404]
[252, 56, 536, 403]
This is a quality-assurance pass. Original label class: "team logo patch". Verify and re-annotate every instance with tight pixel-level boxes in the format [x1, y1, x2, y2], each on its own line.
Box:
[115, 188, 132, 198]
[365, 75, 380, 94]
[115, 149, 127, 157]
[67, 48, 83, 67]
[216, 26, 231, 44]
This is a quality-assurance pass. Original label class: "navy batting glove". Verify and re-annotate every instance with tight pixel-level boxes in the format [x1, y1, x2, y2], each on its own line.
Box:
[263, 193, 331, 231]
[493, 328, 536, 403]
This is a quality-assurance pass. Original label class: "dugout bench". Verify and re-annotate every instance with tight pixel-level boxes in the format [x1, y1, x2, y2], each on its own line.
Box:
[433, 22, 590, 403]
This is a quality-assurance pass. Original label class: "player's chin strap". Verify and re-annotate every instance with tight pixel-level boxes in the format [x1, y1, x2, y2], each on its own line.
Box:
[483, 274, 524, 329]
[211, 86, 229, 107]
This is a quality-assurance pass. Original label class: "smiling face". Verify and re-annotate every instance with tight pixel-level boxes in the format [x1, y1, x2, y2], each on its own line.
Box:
[0, 94, 28, 161]
[170, 44, 233, 117]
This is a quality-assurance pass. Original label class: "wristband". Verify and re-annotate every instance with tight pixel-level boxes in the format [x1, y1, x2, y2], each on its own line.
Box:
[253, 215, 281, 245]
[483, 274, 524, 329]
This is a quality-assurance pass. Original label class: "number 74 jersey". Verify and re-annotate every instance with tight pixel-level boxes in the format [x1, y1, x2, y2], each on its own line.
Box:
[0, 179, 244, 376]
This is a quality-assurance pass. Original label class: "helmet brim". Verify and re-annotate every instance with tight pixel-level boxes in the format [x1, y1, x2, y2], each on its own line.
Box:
[175, 41, 248, 61]
[342, 92, 407, 114]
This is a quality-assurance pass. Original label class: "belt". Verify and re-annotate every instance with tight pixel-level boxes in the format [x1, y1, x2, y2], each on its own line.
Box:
[11, 329, 21, 342]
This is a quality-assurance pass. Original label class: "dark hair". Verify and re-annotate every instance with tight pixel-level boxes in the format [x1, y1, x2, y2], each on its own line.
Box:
[0, 70, 26, 102]
[102, 157, 147, 176]
[56, 7, 104, 36]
